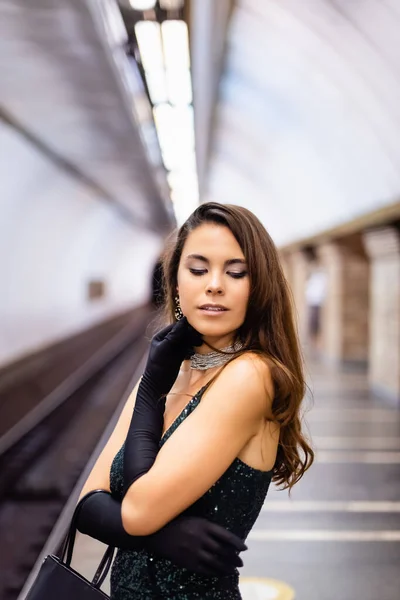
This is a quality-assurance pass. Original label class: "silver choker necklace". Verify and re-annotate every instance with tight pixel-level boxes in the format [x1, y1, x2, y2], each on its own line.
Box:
[190, 341, 243, 370]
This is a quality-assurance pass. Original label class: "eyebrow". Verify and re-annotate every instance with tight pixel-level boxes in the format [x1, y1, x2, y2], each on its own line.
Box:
[185, 253, 247, 267]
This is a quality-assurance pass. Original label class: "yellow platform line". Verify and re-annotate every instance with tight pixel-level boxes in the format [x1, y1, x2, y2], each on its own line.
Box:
[239, 577, 295, 600]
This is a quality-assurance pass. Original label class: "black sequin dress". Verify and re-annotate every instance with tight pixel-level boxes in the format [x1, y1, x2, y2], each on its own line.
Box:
[109, 386, 272, 600]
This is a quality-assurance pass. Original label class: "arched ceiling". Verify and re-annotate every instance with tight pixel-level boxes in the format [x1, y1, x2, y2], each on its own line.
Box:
[0, 0, 174, 233]
[204, 0, 400, 246]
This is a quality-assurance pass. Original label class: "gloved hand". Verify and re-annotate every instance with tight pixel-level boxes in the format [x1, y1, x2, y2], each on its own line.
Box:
[141, 317, 203, 398]
[152, 515, 247, 577]
[123, 318, 202, 492]
[76, 490, 246, 577]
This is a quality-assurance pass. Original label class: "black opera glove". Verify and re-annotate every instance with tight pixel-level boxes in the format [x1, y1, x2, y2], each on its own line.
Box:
[140, 316, 203, 398]
[76, 490, 246, 577]
[123, 318, 202, 492]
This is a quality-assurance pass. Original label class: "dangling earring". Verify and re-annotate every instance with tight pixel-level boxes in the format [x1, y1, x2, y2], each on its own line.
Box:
[174, 295, 183, 320]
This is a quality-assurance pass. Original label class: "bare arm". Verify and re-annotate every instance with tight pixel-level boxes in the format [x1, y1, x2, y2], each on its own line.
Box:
[122, 355, 274, 536]
[78, 379, 140, 500]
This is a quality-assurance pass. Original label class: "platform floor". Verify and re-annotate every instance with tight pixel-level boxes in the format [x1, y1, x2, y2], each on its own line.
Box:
[72, 359, 400, 599]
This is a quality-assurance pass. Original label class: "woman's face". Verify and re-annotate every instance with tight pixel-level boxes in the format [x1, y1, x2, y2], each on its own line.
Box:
[177, 223, 250, 346]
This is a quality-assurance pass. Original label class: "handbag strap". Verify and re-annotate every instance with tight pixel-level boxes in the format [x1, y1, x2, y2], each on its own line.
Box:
[92, 545, 115, 588]
[61, 490, 115, 587]
[61, 490, 103, 565]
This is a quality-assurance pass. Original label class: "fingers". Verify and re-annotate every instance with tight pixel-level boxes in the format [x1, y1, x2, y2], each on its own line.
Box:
[153, 318, 202, 350]
[204, 539, 243, 568]
[164, 317, 189, 340]
[197, 551, 238, 577]
[187, 325, 203, 348]
[207, 524, 247, 553]
[165, 318, 202, 348]
[152, 323, 175, 343]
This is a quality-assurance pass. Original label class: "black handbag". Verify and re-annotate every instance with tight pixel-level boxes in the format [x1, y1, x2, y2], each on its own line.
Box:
[26, 490, 115, 599]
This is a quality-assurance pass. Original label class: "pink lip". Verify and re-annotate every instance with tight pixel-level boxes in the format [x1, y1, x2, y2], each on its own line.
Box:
[199, 304, 228, 310]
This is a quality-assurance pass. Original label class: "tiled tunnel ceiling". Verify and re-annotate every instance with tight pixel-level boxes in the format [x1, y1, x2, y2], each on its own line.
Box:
[205, 0, 400, 246]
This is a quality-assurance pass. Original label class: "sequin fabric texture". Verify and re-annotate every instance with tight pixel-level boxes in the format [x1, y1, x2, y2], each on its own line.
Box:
[109, 387, 272, 600]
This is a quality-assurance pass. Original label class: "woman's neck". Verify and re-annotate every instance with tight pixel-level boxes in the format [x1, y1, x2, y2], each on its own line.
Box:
[194, 335, 234, 355]
[178, 334, 236, 389]
[179, 359, 221, 389]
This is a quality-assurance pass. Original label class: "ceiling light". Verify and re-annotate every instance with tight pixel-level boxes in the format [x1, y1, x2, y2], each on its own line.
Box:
[153, 104, 195, 148]
[170, 188, 200, 226]
[135, 21, 164, 71]
[166, 68, 192, 105]
[153, 101, 195, 169]
[171, 188, 199, 207]
[167, 170, 198, 191]
[144, 69, 168, 104]
[161, 20, 190, 71]
[129, 0, 157, 10]
[160, 0, 185, 9]
[168, 171, 199, 207]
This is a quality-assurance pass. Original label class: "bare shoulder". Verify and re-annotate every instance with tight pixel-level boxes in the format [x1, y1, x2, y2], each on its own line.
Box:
[227, 351, 274, 398]
[202, 351, 274, 418]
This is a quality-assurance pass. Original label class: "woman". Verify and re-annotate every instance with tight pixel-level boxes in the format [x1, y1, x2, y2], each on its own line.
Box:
[77, 202, 314, 599]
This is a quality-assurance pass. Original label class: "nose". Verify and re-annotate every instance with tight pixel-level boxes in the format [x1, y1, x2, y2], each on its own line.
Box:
[206, 272, 224, 295]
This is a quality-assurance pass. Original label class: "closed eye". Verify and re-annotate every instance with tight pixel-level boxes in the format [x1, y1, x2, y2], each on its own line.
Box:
[189, 268, 248, 278]
[189, 268, 207, 276]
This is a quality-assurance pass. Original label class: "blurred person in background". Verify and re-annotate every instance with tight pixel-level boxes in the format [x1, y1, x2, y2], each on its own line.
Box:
[76, 202, 314, 599]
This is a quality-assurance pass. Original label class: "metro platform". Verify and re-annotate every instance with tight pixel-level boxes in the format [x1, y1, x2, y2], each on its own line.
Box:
[72, 358, 400, 600]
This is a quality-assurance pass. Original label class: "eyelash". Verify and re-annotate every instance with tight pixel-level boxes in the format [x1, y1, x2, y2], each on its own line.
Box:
[189, 268, 248, 279]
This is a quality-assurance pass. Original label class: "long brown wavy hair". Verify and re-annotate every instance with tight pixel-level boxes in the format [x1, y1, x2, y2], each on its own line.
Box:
[162, 202, 314, 491]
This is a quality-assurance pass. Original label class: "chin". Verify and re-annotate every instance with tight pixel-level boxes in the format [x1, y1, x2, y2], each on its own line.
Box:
[186, 314, 239, 339]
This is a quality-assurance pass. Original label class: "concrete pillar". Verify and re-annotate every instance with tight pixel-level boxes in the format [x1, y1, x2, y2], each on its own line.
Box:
[286, 250, 310, 345]
[317, 238, 369, 365]
[363, 227, 400, 405]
